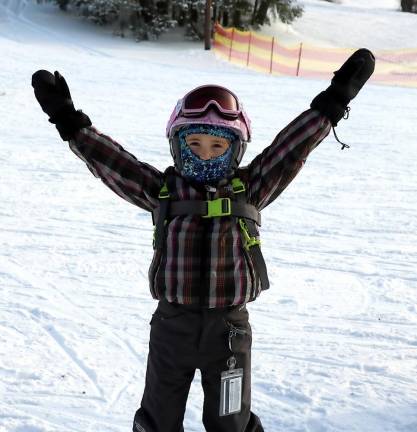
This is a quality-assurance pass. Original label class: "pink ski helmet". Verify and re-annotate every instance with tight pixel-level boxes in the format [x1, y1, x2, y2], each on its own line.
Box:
[166, 85, 251, 171]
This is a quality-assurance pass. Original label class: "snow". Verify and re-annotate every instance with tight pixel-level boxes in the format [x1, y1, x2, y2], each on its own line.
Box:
[262, 0, 417, 50]
[1, 0, 417, 431]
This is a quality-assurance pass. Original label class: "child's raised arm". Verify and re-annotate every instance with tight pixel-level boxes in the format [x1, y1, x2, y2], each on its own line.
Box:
[244, 48, 375, 211]
[32, 70, 163, 212]
[244, 109, 331, 211]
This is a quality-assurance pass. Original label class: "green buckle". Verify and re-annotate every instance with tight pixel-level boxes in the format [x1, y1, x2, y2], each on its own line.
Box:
[239, 218, 261, 250]
[158, 183, 169, 199]
[231, 177, 245, 194]
[203, 198, 232, 218]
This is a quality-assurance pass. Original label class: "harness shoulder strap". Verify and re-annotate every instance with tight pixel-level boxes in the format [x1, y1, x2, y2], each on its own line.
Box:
[153, 168, 173, 250]
[231, 178, 270, 291]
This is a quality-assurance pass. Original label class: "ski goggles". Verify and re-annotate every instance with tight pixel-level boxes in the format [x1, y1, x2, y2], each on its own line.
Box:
[180, 85, 242, 119]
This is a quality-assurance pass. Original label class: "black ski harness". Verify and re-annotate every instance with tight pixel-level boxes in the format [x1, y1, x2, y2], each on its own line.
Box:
[151, 172, 270, 292]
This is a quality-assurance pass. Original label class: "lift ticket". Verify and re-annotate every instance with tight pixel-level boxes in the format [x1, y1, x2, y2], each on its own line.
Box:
[219, 368, 243, 416]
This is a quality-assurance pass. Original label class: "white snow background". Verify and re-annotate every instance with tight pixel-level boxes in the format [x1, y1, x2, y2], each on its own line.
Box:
[1, 0, 417, 431]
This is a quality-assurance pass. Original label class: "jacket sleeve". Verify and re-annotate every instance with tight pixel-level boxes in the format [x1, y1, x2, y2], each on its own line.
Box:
[68, 126, 163, 212]
[244, 109, 331, 210]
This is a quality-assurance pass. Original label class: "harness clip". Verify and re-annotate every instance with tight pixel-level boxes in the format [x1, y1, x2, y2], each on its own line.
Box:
[158, 183, 170, 199]
[239, 218, 261, 250]
[203, 198, 232, 218]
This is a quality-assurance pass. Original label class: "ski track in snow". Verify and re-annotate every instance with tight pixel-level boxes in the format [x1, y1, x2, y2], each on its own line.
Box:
[1, 1, 417, 431]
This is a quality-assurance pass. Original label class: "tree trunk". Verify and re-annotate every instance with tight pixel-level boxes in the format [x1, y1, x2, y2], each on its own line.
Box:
[204, 0, 212, 49]
[232, 8, 241, 27]
[166, 0, 173, 18]
[401, 0, 413, 12]
[57, 0, 69, 11]
[222, 10, 229, 26]
[190, 20, 204, 39]
[251, 0, 259, 25]
[212, 3, 218, 24]
[255, 0, 271, 25]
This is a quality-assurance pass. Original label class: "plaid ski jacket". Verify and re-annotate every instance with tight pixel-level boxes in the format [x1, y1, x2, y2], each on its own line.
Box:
[69, 109, 331, 308]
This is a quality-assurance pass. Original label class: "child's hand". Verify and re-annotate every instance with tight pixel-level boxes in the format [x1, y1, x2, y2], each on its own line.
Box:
[310, 49, 375, 126]
[32, 70, 74, 121]
[31, 70, 91, 141]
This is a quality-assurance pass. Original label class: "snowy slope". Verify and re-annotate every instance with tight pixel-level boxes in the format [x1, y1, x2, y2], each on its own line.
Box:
[262, 0, 417, 49]
[1, 1, 417, 431]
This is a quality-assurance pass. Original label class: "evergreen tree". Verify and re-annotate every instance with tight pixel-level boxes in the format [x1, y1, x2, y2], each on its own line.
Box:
[46, 0, 304, 40]
[400, 0, 416, 12]
[55, 0, 70, 10]
[252, 0, 303, 27]
[50, 0, 175, 39]
[213, 0, 302, 29]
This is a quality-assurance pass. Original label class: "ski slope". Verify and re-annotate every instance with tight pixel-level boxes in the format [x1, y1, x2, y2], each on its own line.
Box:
[262, 0, 417, 49]
[1, 1, 417, 431]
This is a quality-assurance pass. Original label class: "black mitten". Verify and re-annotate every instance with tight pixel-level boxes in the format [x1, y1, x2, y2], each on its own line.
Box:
[310, 49, 375, 126]
[32, 70, 92, 141]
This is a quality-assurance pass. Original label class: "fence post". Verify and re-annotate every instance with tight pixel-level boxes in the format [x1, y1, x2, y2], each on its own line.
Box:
[229, 28, 235, 61]
[296, 42, 303, 76]
[246, 31, 252, 66]
[269, 37, 275, 74]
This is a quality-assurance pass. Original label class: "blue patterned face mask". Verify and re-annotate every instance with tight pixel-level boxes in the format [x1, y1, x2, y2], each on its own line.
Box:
[178, 125, 237, 184]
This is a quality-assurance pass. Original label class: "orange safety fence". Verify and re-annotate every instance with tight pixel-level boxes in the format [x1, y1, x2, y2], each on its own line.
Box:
[213, 23, 417, 88]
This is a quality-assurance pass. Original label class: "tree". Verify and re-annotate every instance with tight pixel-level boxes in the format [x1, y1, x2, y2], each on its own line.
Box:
[252, 0, 303, 27]
[400, 0, 417, 12]
[45, 0, 304, 41]
[214, 0, 303, 29]
[55, 0, 70, 10]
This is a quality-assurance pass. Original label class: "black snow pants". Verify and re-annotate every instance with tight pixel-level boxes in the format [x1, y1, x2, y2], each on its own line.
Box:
[132, 298, 264, 432]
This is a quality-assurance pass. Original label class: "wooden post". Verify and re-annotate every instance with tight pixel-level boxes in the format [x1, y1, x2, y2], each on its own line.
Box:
[269, 37, 275, 74]
[228, 27, 235, 61]
[296, 42, 303, 76]
[204, 0, 212, 50]
[246, 32, 252, 66]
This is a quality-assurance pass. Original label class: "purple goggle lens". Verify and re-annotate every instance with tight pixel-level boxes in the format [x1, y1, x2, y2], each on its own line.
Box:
[182, 85, 240, 118]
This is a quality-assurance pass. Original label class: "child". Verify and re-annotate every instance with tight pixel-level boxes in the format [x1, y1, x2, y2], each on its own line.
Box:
[31, 48, 375, 432]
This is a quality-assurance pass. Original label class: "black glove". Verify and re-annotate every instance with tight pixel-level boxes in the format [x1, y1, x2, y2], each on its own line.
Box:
[310, 48, 375, 126]
[32, 70, 92, 141]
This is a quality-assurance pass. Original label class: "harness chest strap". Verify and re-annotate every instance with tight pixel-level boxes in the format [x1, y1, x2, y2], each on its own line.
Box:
[152, 198, 261, 226]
